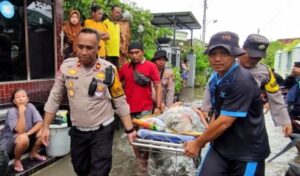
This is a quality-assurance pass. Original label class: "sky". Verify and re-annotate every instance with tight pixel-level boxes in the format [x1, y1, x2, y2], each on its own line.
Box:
[123, 0, 300, 43]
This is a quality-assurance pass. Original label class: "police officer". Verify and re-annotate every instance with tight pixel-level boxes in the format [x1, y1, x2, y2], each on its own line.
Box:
[40, 28, 136, 176]
[151, 50, 175, 109]
[202, 34, 292, 137]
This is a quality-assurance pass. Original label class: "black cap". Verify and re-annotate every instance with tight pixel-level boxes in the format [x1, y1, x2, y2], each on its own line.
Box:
[128, 42, 144, 52]
[152, 50, 168, 61]
[204, 31, 245, 57]
[243, 34, 269, 58]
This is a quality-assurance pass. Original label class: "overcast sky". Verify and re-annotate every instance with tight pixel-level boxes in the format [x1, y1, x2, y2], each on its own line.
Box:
[124, 0, 300, 43]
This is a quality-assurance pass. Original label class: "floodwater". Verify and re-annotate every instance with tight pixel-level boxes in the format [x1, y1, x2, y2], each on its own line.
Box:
[33, 87, 296, 176]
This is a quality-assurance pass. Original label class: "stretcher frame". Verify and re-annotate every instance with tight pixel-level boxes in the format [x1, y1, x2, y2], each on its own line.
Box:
[132, 137, 201, 175]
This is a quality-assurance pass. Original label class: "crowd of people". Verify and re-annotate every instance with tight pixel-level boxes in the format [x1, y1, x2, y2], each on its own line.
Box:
[1, 3, 300, 176]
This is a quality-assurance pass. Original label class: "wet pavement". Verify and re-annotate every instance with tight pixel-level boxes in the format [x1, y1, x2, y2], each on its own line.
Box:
[32, 87, 296, 176]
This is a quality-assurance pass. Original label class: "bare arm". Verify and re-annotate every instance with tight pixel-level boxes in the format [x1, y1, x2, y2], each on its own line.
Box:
[165, 72, 175, 107]
[26, 121, 42, 136]
[193, 108, 208, 129]
[153, 82, 162, 114]
[14, 105, 26, 134]
[195, 115, 236, 146]
[184, 115, 236, 156]
[40, 112, 56, 146]
[292, 66, 300, 76]
[119, 114, 136, 144]
[99, 32, 110, 40]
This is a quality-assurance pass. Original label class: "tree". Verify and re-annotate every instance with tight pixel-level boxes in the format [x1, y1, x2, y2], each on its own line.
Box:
[263, 41, 285, 67]
[264, 40, 300, 67]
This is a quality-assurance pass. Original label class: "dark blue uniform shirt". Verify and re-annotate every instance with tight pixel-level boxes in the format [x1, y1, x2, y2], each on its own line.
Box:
[208, 63, 270, 161]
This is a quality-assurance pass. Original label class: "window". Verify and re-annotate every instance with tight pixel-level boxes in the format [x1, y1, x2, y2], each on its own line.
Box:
[0, 0, 26, 81]
[27, 0, 54, 79]
[0, 0, 54, 82]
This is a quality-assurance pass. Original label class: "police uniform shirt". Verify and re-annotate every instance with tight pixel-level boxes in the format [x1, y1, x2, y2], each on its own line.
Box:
[152, 67, 175, 107]
[209, 63, 270, 161]
[248, 63, 290, 126]
[44, 57, 129, 128]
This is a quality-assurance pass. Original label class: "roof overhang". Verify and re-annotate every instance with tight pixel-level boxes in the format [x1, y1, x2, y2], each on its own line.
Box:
[151, 11, 201, 30]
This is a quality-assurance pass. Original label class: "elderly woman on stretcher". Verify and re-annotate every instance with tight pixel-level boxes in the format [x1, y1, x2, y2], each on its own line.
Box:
[132, 105, 208, 140]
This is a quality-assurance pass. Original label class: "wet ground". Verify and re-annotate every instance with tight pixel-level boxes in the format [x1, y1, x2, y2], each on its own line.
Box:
[32, 87, 296, 176]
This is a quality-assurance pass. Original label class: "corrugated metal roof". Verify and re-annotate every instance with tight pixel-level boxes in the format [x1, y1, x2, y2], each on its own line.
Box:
[151, 11, 201, 30]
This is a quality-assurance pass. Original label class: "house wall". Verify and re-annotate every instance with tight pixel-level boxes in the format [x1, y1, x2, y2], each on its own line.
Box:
[0, 0, 63, 105]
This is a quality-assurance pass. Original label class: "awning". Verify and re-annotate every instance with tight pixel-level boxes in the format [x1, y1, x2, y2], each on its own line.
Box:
[151, 11, 201, 30]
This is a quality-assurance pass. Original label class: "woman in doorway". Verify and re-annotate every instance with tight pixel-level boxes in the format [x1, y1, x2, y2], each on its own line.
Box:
[62, 10, 82, 59]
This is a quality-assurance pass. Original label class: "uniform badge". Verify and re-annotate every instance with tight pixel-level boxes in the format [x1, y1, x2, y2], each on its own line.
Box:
[68, 90, 74, 97]
[258, 44, 266, 50]
[67, 81, 73, 88]
[96, 72, 105, 80]
[95, 63, 101, 70]
[98, 84, 104, 92]
[68, 69, 77, 75]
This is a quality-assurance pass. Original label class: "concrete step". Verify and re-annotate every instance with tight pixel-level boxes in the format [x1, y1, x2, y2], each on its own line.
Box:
[7, 152, 60, 176]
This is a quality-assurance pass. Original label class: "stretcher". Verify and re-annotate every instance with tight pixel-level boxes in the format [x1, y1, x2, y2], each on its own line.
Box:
[132, 129, 196, 153]
[132, 129, 201, 175]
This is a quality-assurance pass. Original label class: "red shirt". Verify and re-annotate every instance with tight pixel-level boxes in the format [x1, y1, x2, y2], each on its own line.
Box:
[119, 60, 160, 113]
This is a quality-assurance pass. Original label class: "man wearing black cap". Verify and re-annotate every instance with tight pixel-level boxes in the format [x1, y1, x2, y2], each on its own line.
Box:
[201, 34, 292, 137]
[119, 42, 162, 116]
[151, 50, 175, 108]
[239, 34, 292, 136]
[184, 31, 270, 176]
[119, 42, 162, 174]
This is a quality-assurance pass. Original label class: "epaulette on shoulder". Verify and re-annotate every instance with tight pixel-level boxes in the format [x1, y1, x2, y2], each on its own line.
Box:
[62, 57, 78, 68]
[259, 63, 270, 70]
[99, 58, 116, 70]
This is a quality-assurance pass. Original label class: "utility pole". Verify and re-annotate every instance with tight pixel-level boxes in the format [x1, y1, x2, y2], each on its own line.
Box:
[202, 0, 207, 43]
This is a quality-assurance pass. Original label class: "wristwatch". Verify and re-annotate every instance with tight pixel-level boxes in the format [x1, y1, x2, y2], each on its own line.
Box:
[125, 128, 135, 134]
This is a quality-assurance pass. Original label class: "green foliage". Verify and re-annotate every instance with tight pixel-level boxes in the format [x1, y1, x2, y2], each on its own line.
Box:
[264, 40, 300, 67]
[195, 72, 207, 87]
[187, 42, 211, 87]
[63, 0, 104, 21]
[172, 67, 182, 94]
[121, 1, 172, 59]
[283, 39, 300, 52]
[263, 41, 285, 67]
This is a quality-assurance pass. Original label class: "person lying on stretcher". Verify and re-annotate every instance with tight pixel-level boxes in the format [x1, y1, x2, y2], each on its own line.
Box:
[133, 105, 208, 135]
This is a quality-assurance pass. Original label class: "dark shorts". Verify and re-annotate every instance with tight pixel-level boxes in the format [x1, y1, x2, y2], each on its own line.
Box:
[181, 72, 188, 80]
[69, 123, 115, 176]
[197, 147, 265, 176]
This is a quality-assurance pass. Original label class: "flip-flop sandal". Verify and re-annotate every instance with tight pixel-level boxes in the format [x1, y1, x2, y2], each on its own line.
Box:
[14, 164, 24, 172]
[29, 154, 47, 161]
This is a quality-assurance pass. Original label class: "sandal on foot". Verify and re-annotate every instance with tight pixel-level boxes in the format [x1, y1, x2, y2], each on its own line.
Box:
[14, 165, 24, 172]
[29, 154, 47, 161]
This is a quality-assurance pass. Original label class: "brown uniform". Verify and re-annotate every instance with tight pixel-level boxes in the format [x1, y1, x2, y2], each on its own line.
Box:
[44, 57, 130, 128]
[152, 67, 175, 107]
